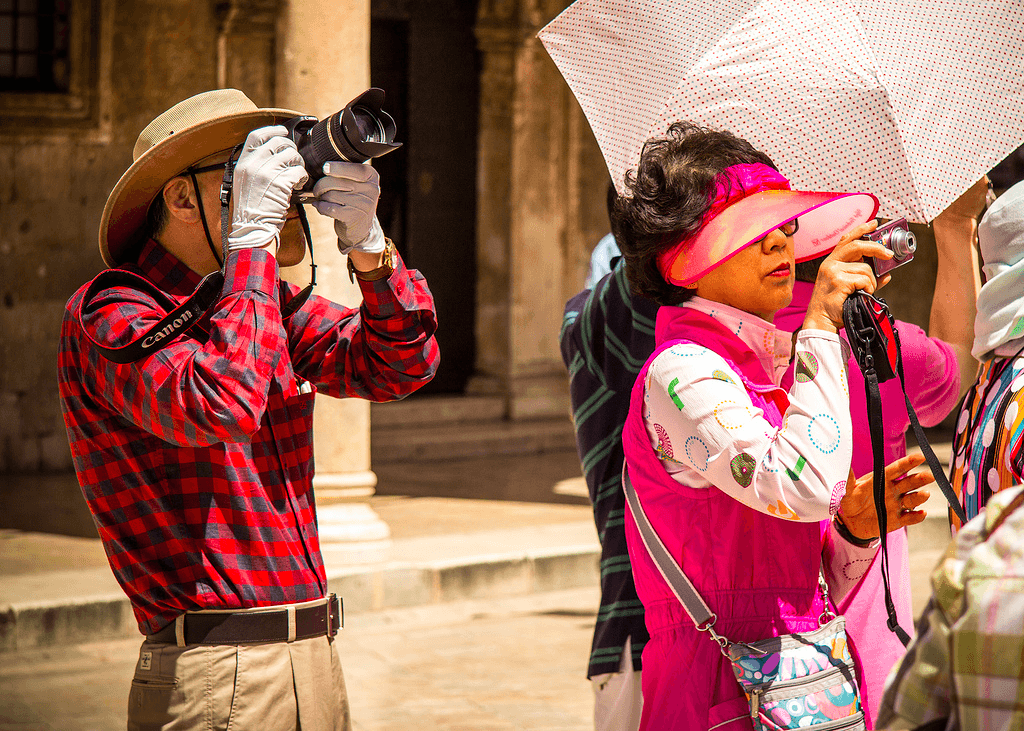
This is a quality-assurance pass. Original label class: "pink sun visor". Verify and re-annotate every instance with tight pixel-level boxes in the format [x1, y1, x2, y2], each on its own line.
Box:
[657, 164, 879, 287]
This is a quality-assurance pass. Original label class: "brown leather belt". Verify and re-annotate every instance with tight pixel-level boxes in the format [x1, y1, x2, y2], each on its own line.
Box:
[147, 595, 342, 646]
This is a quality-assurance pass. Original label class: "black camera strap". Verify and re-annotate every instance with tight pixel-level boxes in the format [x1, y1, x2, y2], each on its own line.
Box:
[81, 146, 318, 364]
[213, 142, 317, 318]
[78, 268, 224, 364]
[842, 290, 967, 647]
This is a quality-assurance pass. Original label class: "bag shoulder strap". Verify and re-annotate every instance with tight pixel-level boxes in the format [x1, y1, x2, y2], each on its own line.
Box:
[622, 467, 717, 630]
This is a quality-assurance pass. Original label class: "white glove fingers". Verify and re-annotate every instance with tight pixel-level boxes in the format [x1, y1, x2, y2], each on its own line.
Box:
[311, 199, 370, 222]
[263, 134, 300, 158]
[315, 187, 377, 207]
[270, 147, 308, 188]
[313, 180, 380, 201]
[322, 161, 379, 184]
[228, 125, 307, 255]
[243, 125, 290, 151]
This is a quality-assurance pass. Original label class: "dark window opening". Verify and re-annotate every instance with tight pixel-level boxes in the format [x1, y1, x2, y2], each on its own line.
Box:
[0, 0, 70, 92]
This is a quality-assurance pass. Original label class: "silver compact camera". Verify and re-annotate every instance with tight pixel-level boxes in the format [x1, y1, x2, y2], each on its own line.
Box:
[867, 218, 916, 276]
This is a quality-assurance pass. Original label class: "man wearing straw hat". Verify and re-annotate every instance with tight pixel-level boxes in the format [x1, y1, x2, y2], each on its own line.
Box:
[57, 89, 439, 730]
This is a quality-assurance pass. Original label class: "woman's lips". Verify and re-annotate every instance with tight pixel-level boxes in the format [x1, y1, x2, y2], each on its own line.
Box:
[768, 263, 791, 278]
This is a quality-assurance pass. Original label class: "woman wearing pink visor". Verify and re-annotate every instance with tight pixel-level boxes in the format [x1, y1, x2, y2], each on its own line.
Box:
[613, 122, 933, 730]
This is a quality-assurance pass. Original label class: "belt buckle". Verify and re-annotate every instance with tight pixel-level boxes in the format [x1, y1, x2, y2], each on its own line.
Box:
[327, 594, 343, 636]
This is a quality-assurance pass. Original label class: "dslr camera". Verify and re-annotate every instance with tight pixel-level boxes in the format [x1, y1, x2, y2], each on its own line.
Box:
[867, 218, 916, 276]
[283, 88, 401, 201]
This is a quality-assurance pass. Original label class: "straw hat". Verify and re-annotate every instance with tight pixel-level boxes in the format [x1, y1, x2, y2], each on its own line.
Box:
[99, 89, 301, 266]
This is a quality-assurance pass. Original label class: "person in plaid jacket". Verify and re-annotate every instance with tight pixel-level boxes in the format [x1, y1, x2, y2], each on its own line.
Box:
[876, 485, 1024, 730]
[57, 89, 438, 730]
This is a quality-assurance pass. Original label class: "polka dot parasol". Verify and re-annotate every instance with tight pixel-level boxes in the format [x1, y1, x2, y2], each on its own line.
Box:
[538, 0, 1024, 223]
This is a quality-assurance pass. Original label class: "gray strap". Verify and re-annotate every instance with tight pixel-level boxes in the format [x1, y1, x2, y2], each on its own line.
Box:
[622, 466, 717, 630]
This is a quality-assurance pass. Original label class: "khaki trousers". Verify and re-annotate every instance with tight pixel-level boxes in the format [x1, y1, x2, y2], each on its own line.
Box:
[127, 634, 349, 731]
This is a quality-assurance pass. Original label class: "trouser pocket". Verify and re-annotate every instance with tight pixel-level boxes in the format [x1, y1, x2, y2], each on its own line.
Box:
[128, 674, 179, 731]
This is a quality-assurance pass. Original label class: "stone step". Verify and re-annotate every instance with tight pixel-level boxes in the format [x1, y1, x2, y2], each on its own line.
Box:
[371, 416, 577, 464]
[0, 520, 599, 653]
[371, 395, 506, 429]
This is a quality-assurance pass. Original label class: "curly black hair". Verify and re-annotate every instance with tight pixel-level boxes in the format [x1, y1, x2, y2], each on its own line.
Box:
[611, 121, 777, 305]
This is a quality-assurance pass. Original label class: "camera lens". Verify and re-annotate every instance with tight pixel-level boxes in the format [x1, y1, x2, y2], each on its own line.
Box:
[887, 229, 917, 259]
[350, 106, 388, 144]
[283, 88, 402, 193]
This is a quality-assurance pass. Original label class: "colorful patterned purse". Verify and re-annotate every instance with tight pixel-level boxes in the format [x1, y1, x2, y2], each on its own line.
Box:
[727, 610, 863, 730]
[624, 470, 865, 730]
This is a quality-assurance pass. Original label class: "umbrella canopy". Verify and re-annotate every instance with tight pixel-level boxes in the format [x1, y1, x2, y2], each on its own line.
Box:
[539, 0, 1024, 222]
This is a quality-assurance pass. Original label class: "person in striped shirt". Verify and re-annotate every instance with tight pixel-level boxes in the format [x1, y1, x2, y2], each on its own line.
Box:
[562, 227, 658, 731]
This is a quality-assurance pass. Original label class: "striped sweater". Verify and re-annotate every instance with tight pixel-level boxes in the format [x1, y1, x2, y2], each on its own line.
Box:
[560, 260, 657, 677]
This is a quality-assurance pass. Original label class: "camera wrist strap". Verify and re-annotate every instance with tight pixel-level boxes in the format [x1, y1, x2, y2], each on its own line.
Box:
[216, 143, 317, 318]
[844, 290, 968, 646]
[865, 368, 912, 647]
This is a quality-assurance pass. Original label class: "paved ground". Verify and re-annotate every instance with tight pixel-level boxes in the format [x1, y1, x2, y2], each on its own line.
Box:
[0, 439, 963, 729]
[0, 588, 600, 731]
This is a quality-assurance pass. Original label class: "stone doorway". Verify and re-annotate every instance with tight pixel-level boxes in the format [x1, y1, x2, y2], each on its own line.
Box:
[371, 0, 480, 394]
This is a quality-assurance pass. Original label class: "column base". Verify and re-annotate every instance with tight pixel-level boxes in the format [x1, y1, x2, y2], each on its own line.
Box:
[313, 469, 378, 500]
[314, 471, 391, 563]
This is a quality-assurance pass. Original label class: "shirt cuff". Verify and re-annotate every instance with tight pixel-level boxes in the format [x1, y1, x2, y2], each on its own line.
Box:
[823, 519, 878, 606]
[355, 251, 421, 315]
[795, 329, 842, 346]
[220, 248, 278, 299]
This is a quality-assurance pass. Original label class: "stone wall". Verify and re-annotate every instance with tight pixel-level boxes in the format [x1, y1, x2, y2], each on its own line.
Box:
[472, 0, 610, 419]
[0, 0, 260, 472]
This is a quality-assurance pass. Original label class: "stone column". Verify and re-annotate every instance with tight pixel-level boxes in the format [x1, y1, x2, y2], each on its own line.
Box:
[473, 0, 606, 420]
[215, 0, 279, 106]
[276, 0, 388, 548]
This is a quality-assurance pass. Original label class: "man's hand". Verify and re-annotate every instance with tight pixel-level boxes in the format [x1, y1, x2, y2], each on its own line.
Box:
[838, 453, 934, 541]
[311, 161, 387, 256]
[228, 126, 308, 255]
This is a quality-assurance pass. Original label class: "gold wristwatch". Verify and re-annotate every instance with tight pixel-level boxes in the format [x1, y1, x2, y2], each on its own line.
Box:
[347, 239, 396, 283]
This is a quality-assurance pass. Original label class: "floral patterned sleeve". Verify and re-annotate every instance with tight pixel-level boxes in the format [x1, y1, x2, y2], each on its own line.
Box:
[643, 330, 852, 522]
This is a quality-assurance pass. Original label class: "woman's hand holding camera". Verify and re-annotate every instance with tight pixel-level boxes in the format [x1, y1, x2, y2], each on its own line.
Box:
[802, 221, 893, 334]
[837, 453, 933, 543]
[228, 126, 309, 256]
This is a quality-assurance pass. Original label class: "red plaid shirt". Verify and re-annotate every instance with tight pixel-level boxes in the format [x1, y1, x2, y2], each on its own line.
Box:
[58, 239, 438, 634]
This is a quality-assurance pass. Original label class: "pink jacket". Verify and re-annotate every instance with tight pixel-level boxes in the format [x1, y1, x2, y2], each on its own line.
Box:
[624, 304, 863, 730]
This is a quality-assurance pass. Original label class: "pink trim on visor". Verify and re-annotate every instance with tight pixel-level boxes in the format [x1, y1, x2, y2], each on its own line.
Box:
[657, 163, 880, 287]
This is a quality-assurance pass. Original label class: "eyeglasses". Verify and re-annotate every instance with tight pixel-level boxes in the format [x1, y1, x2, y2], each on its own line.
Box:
[186, 161, 231, 175]
[755, 217, 799, 244]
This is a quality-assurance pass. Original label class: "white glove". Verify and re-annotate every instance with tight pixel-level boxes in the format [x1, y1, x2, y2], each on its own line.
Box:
[311, 161, 386, 255]
[227, 126, 309, 254]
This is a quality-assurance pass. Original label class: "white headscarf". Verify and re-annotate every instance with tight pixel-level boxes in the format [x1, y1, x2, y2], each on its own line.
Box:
[973, 180, 1024, 359]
